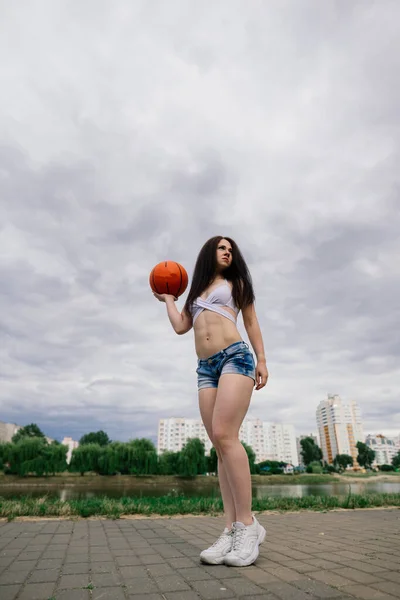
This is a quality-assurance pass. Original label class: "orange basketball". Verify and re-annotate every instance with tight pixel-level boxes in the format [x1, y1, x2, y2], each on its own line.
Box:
[149, 261, 188, 297]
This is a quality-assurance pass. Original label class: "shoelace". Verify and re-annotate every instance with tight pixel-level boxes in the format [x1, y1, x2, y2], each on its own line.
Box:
[211, 530, 232, 548]
[232, 527, 246, 551]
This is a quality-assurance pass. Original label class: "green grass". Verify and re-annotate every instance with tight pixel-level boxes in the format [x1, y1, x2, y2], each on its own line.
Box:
[1, 492, 399, 521]
[1, 472, 398, 487]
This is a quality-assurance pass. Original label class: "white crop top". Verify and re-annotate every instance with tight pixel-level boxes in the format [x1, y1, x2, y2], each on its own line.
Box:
[190, 281, 239, 324]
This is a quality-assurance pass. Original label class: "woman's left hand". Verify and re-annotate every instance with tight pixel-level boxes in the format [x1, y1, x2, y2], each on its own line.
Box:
[255, 361, 269, 390]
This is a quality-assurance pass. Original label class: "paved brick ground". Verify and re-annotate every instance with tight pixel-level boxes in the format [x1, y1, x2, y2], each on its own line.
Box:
[0, 509, 399, 600]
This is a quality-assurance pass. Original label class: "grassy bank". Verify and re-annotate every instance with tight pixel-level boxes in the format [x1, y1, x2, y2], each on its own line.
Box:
[1, 493, 399, 520]
[1, 472, 399, 488]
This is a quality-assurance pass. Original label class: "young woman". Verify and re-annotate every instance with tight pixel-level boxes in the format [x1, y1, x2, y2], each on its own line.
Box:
[153, 236, 269, 567]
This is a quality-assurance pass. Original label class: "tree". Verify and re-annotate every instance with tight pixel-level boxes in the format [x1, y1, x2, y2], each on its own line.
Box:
[258, 460, 285, 475]
[4, 438, 67, 476]
[207, 447, 218, 474]
[178, 438, 207, 477]
[129, 439, 158, 475]
[12, 423, 46, 444]
[158, 450, 181, 475]
[69, 444, 101, 475]
[79, 431, 111, 447]
[356, 442, 375, 469]
[241, 442, 257, 474]
[300, 437, 323, 466]
[306, 461, 324, 474]
[334, 454, 353, 472]
[392, 451, 400, 469]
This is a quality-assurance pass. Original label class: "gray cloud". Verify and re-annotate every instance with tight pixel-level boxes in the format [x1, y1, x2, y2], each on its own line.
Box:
[1, 1, 399, 443]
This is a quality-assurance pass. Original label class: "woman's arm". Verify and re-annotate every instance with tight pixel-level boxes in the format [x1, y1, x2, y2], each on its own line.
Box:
[242, 303, 269, 390]
[153, 293, 193, 335]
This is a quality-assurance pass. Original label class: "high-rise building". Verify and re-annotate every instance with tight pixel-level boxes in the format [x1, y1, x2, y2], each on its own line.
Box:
[61, 437, 79, 464]
[365, 434, 398, 466]
[316, 394, 364, 465]
[296, 434, 319, 466]
[157, 417, 298, 465]
[158, 418, 213, 455]
[0, 420, 21, 442]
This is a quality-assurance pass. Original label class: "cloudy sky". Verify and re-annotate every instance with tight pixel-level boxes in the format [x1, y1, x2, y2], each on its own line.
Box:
[1, 1, 399, 446]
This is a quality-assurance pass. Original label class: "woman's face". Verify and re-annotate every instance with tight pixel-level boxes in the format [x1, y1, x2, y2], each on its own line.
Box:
[216, 238, 233, 271]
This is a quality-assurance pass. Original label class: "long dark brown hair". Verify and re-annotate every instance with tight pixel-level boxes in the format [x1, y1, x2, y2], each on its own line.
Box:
[183, 236, 255, 315]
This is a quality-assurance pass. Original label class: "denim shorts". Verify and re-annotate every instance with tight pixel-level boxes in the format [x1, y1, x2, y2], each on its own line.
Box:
[196, 341, 256, 390]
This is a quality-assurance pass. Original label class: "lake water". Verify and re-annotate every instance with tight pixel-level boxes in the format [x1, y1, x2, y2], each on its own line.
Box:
[0, 480, 399, 501]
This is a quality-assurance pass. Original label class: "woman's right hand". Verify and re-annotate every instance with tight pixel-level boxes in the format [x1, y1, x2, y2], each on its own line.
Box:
[153, 292, 178, 303]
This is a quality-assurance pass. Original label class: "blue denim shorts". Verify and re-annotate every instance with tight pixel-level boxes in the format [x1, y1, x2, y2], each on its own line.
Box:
[196, 341, 256, 390]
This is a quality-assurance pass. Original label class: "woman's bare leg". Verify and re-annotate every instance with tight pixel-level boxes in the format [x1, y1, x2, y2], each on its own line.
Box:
[198, 387, 236, 529]
[212, 374, 254, 526]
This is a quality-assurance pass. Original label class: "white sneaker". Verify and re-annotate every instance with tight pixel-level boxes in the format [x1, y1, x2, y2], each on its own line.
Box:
[200, 527, 234, 565]
[224, 516, 266, 567]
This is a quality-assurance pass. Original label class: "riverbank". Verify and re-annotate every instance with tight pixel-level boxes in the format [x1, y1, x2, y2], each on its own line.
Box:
[1, 471, 399, 487]
[1, 492, 399, 520]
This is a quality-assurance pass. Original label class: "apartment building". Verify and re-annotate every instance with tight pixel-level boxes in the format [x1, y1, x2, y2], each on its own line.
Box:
[158, 417, 298, 465]
[61, 437, 80, 464]
[316, 394, 364, 465]
[365, 434, 398, 466]
[158, 418, 213, 456]
[0, 420, 21, 442]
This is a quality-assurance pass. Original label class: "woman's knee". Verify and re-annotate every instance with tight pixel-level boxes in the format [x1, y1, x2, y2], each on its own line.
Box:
[212, 425, 236, 452]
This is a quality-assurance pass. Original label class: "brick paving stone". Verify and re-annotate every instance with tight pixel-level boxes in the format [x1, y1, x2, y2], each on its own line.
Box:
[90, 553, 113, 562]
[8, 559, 37, 571]
[42, 549, 67, 559]
[371, 581, 400, 596]
[307, 570, 356, 587]
[240, 568, 280, 584]
[28, 568, 59, 583]
[200, 565, 242, 579]
[119, 565, 149, 579]
[128, 595, 165, 600]
[221, 577, 267, 596]
[141, 553, 167, 565]
[0, 569, 31, 585]
[63, 562, 91, 575]
[164, 593, 205, 600]
[92, 587, 127, 600]
[378, 571, 400, 584]
[331, 567, 384, 585]
[0, 509, 399, 600]
[37, 557, 64, 569]
[289, 561, 320, 573]
[90, 561, 117, 573]
[167, 557, 198, 569]
[115, 555, 142, 566]
[264, 564, 309, 582]
[339, 584, 394, 599]
[293, 579, 345, 598]
[18, 582, 56, 600]
[342, 560, 388, 574]
[145, 562, 175, 577]
[190, 579, 236, 599]
[178, 566, 214, 581]
[56, 591, 91, 600]
[0, 585, 21, 600]
[90, 572, 123, 587]
[58, 573, 90, 589]
[154, 573, 191, 592]
[305, 558, 346, 570]
[124, 577, 159, 594]
[261, 581, 315, 600]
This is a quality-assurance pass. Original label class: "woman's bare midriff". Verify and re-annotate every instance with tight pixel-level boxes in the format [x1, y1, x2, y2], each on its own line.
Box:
[194, 309, 242, 359]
